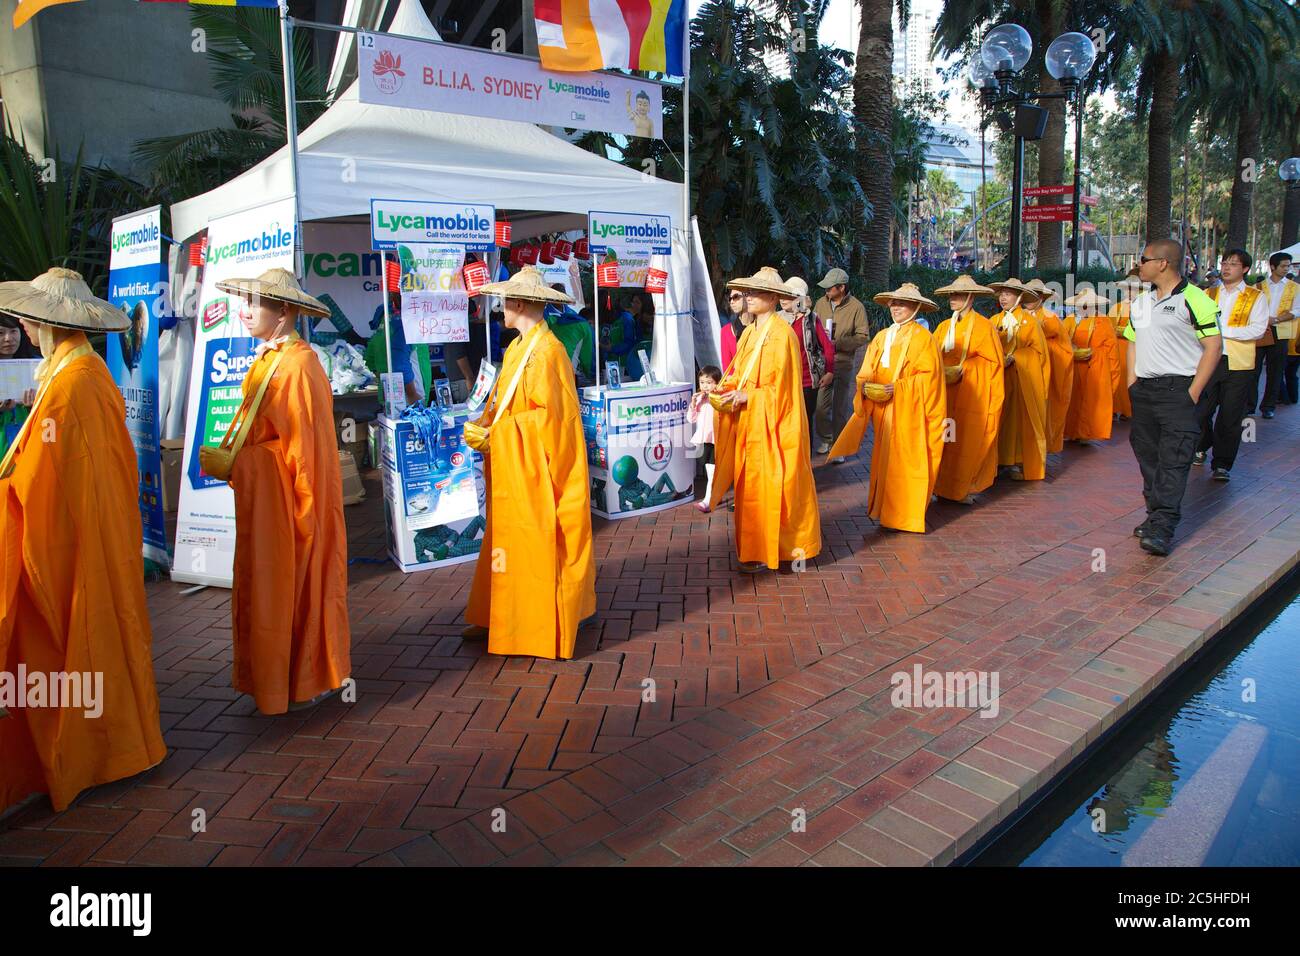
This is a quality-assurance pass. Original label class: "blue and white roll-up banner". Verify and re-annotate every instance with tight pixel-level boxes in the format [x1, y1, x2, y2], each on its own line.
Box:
[106, 205, 169, 567]
[172, 196, 298, 588]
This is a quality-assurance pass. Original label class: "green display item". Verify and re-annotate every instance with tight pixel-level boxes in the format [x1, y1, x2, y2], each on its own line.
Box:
[611, 455, 681, 511]
[413, 515, 486, 562]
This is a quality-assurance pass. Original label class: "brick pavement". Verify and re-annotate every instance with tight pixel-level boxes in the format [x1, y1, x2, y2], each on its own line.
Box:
[2, 409, 1298, 866]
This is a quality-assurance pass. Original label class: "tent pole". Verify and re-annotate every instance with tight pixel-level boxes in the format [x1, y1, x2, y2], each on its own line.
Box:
[279, 2, 308, 342]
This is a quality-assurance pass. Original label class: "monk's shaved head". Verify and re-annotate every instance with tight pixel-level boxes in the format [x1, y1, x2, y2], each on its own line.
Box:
[1145, 239, 1183, 273]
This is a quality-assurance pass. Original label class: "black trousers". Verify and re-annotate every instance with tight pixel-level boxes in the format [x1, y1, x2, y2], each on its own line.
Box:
[1252, 338, 1289, 411]
[1196, 357, 1253, 471]
[1285, 355, 1300, 405]
[1129, 375, 1200, 540]
[803, 385, 819, 447]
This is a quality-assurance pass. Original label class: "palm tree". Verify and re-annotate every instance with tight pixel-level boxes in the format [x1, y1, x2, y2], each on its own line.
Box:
[854, 0, 909, 289]
[133, 7, 331, 203]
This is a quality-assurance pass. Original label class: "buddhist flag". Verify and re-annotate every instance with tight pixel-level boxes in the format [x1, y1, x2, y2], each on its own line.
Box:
[13, 0, 82, 28]
[15, 0, 281, 28]
[536, 0, 687, 78]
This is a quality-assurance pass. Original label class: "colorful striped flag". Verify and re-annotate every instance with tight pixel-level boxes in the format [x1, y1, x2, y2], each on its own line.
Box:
[139, 1, 281, 8]
[535, 0, 687, 77]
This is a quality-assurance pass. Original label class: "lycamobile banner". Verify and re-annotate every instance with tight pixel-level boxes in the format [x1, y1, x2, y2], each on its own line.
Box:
[357, 33, 663, 139]
[106, 205, 169, 567]
[172, 196, 298, 588]
[370, 199, 496, 251]
[587, 211, 673, 258]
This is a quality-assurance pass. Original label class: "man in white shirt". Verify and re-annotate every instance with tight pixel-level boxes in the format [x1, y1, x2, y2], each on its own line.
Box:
[1195, 248, 1270, 480]
[1253, 252, 1297, 416]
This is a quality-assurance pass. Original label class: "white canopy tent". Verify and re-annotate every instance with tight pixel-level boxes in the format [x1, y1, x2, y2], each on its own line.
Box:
[170, 0, 682, 242]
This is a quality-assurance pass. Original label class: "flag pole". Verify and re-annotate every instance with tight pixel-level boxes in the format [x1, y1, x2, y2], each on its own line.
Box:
[279, 0, 307, 341]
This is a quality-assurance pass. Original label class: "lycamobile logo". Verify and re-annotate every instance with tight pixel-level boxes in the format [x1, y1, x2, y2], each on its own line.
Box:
[204, 224, 293, 266]
[547, 78, 610, 99]
[592, 220, 669, 240]
[377, 209, 490, 234]
[112, 222, 160, 251]
[616, 397, 689, 419]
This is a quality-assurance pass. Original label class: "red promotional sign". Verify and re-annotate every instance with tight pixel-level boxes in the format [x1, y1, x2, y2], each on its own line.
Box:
[596, 261, 621, 288]
[518, 244, 540, 265]
[555, 239, 574, 260]
[1023, 184, 1074, 198]
[539, 241, 556, 265]
[462, 261, 490, 294]
[495, 221, 512, 247]
[1080, 222, 1097, 233]
[645, 267, 668, 293]
[1080, 194, 1099, 207]
[189, 236, 208, 267]
[574, 237, 591, 260]
[385, 259, 401, 292]
[1022, 203, 1074, 222]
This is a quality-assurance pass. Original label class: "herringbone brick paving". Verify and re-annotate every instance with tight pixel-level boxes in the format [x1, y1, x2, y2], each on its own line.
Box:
[2, 409, 1297, 866]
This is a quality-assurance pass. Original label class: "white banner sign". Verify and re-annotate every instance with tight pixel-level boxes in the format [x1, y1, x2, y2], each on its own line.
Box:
[400, 244, 469, 344]
[173, 196, 298, 588]
[588, 210, 673, 258]
[371, 198, 495, 251]
[303, 221, 385, 337]
[357, 32, 663, 140]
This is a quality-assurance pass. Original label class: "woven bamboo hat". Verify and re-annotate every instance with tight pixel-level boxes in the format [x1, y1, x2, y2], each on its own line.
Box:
[0, 267, 128, 332]
[1023, 278, 1056, 301]
[1064, 286, 1110, 310]
[727, 266, 791, 296]
[872, 282, 938, 313]
[477, 265, 574, 304]
[216, 268, 331, 319]
[988, 277, 1039, 300]
[933, 274, 994, 297]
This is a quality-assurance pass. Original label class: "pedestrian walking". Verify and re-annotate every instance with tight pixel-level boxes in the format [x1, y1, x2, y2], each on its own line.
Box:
[812, 267, 870, 460]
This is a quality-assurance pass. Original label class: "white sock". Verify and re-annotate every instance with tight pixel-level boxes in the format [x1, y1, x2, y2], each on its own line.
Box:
[703, 463, 715, 502]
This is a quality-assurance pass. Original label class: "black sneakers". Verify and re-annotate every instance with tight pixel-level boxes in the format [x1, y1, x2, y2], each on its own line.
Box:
[1212, 468, 1231, 481]
[1139, 534, 1171, 556]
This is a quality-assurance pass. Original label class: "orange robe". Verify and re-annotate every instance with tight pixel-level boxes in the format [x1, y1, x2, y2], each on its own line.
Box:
[828, 322, 946, 532]
[995, 308, 1050, 480]
[229, 337, 351, 714]
[932, 311, 1006, 501]
[0, 334, 165, 812]
[1035, 308, 1073, 453]
[1063, 313, 1121, 441]
[1110, 303, 1133, 417]
[710, 313, 821, 565]
[467, 322, 595, 658]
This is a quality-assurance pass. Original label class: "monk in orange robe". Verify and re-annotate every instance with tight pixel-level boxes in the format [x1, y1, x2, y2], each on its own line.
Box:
[991, 278, 1050, 481]
[0, 268, 165, 813]
[930, 276, 1005, 503]
[208, 269, 351, 714]
[1063, 287, 1121, 443]
[1025, 279, 1072, 454]
[1109, 275, 1142, 419]
[828, 283, 946, 532]
[461, 266, 595, 656]
[710, 267, 821, 569]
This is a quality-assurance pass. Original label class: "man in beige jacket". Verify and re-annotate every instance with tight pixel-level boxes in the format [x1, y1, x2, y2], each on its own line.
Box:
[812, 267, 870, 459]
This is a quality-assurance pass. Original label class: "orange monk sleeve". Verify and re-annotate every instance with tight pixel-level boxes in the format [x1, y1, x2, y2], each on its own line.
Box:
[277, 361, 333, 537]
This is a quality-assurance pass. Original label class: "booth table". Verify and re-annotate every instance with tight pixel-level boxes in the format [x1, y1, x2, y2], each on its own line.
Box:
[580, 381, 696, 519]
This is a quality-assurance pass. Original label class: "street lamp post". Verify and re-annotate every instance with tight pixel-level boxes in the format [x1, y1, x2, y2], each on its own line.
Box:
[1280, 157, 1300, 248]
[972, 25, 1095, 278]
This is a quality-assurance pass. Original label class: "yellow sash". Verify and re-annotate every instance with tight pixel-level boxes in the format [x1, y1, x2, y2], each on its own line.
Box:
[1208, 286, 1259, 371]
[1257, 279, 1298, 339]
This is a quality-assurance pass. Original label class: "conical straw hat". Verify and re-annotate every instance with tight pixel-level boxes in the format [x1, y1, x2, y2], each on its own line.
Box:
[872, 282, 938, 313]
[726, 266, 790, 295]
[1023, 277, 1055, 300]
[933, 274, 994, 297]
[0, 267, 128, 332]
[216, 268, 331, 318]
[477, 265, 574, 304]
[988, 276, 1039, 299]
[1064, 286, 1110, 310]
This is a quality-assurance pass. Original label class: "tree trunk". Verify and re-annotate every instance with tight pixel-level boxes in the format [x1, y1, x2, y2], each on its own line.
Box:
[1225, 109, 1260, 252]
[1283, 107, 1300, 248]
[1145, 52, 1178, 241]
[855, 0, 895, 289]
[1034, 0, 1066, 269]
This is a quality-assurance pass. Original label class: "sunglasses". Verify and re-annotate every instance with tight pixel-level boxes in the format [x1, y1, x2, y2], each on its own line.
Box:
[1139, 256, 1166, 265]
[728, 293, 744, 300]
